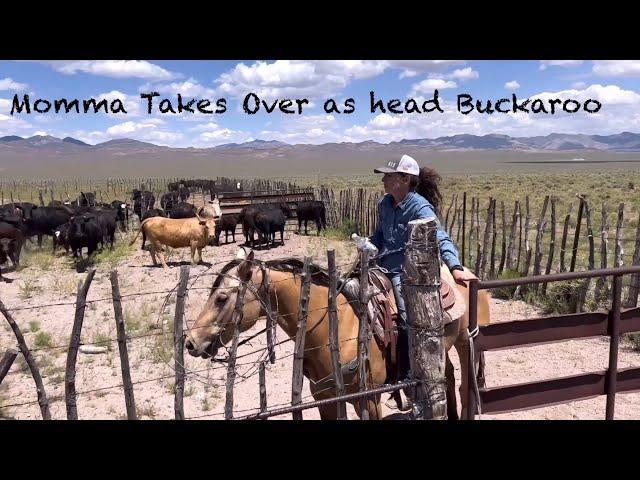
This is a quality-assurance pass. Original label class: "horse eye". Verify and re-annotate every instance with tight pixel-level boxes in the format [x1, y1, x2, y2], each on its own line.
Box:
[216, 295, 228, 306]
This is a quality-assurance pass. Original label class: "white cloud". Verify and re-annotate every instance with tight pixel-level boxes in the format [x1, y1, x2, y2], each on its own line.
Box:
[38, 61, 179, 81]
[505, 81, 520, 90]
[0, 77, 28, 91]
[214, 60, 386, 101]
[139, 77, 217, 98]
[448, 68, 479, 80]
[539, 60, 583, 70]
[341, 83, 640, 143]
[258, 114, 344, 144]
[193, 127, 253, 147]
[214, 60, 472, 102]
[534, 84, 640, 106]
[95, 90, 143, 116]
[411, 78, 457, 94]
[572, 82, 586, 89]
[386, 60, 467, 79]
[593, 60, 640, 77]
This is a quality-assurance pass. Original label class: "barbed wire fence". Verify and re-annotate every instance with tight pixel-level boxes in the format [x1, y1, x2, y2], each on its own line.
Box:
[0, 248, 441, 421]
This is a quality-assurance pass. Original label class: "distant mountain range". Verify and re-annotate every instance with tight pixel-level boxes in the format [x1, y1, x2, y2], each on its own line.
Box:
[2, 132, 640, 178]
[2, 132, 640, 153]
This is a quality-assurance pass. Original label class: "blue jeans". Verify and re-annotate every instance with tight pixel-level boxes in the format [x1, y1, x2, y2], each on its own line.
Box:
[388, 273, 410, 381]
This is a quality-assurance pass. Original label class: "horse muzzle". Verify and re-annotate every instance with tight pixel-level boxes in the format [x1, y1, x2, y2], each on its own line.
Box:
[185, 336, 223, 359]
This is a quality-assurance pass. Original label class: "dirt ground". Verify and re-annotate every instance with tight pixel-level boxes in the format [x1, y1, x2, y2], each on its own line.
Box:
[1, 227, 639, 420]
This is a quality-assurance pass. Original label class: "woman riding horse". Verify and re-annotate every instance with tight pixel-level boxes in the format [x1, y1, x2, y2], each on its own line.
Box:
[184, 247, 491, 420]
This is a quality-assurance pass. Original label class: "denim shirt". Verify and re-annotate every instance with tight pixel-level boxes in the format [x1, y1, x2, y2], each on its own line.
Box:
[369, 191, 461, 275]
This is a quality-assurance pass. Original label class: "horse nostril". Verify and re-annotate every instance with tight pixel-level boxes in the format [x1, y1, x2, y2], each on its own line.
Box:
[185, 339, 194, 351]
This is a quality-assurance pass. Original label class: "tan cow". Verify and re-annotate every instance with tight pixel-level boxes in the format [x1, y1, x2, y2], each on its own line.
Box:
[129, 207, 217, 268]
[198, 198, 222, 220]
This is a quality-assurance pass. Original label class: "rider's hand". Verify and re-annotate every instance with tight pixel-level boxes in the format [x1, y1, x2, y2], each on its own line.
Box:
[451, 268, 477, 287]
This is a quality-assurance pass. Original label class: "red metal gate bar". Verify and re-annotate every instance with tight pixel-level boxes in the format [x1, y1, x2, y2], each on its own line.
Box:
[476, 265, 640, 289]
[478, 366, 640, 415]
[606, 274, 622, 419]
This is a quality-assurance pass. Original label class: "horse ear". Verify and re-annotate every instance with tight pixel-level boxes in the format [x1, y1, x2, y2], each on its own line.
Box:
[237, 250, 254, 282]
[236, 247, 247, 260]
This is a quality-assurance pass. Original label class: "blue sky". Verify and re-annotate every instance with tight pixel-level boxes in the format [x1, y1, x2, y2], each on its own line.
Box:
[1, 60, 639, 147]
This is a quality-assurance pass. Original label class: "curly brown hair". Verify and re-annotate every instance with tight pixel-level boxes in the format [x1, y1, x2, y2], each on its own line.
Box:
[412, 166, 443, 215]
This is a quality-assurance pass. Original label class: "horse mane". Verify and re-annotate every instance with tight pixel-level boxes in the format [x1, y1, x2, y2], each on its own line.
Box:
[212, 257, 333, 291]
[264, 257, 332, 287]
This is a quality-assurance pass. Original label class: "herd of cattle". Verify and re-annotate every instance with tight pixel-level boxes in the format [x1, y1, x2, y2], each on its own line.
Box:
[0, 183, 328, 277]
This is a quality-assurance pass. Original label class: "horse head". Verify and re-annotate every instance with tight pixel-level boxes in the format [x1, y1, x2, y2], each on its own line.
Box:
[185, 248, 265, 359]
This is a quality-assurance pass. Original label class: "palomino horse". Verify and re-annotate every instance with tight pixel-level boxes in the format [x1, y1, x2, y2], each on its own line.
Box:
[185, 248, 491, 419]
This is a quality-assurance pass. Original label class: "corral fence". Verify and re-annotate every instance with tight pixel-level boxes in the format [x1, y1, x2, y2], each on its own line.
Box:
[465, 265, 640, 420]
[0, 219, 447, 420]
[3, 219, 640, 420]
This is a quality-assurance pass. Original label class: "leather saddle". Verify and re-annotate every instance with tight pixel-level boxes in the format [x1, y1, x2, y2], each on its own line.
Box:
[340, 264, 464, 382]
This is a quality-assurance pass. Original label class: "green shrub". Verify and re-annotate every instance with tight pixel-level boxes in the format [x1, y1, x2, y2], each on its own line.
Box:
[324, 219, 360, 241]
[538, 279, 584, 314]
[34, 331, 54, 348]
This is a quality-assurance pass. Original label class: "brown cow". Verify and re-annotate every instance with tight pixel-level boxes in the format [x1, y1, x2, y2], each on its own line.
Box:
[129, 210, 217, 268]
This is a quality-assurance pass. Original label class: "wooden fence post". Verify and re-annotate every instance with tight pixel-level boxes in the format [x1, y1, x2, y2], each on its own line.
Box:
[0, 349, 18, 387]
[498, 200, 507, 276]
[327, 249, 347, 419]
[291, 256, 311, 420]
[506, 199, 518, 270]
[224, 260, 249, 420]
[475, 198, 481, 273]
[522, 196, 531, 276]
[444, 193, 455, 232]
[404, 217, 447, 420]
[533, 195, 550, 280]
[541, 196, 557, 296]
[262, 268, 276, 364]
[624, 211, 640, 308]
[570, 195, 585, 272]
[614, 203, 625, 268]
[479, 199, 493, 279]
[461, 192, 467, 267]
[259, 361, 267, 418]
[490, 199, 497, 279]
[65, 269, 96, 420]
[595, 200, 610, 303]
[174, 265, 190, 420]
[110, 270, 137, 420]
[577, 200, 594, 312]
[357, 250, 373, 420]
[560, 202, 574, 273]
[469, 197, 476, 270]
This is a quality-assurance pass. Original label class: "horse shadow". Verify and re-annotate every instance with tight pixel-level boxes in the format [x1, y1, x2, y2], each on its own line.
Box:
[157, 260, 214, 268]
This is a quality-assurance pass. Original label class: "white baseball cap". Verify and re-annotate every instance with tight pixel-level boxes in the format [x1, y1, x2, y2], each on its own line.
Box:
[374, 154, 420, 176]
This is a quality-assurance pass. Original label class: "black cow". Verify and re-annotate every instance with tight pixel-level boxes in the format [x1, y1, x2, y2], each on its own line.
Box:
[68, 215, 102, 260]
[169, 202, 196, 219]
[132, 190, 155, 219]
[254, 207, 286, 249]
[241, 204, 285, 248]
[179, 186, 190, 202]
[0, 221, 24, 269]
[76, 192, 96, 207]
[214, 213, 241, 245]
[296, 200, 327, 235]
[18, 205, 72, 249]
[53, 222, 71, 255]
[110, 200, 129, 231]
[93, 209, 118, 250]
[140, 208, 166, 249]
[161, 191, 179, 212]
[0, 213, 28, 238]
